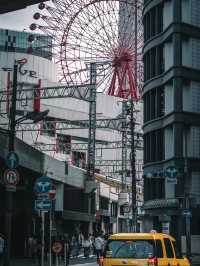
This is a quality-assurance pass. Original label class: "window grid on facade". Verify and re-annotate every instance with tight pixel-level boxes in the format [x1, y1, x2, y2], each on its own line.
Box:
[143, 3, 163, 42]
[144, 87, 165, 123]
[144, 45, 164, 82]
[144, 129, 164, 163]
[144, 177, 165, 201]
[0, 29, 52, 60]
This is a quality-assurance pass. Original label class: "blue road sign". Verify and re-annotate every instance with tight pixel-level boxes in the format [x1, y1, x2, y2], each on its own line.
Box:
[165, 166, 178, 179]
[35, 199, 52, 211]
[35, 176, 52, 193]
[6, 151, 19, 169]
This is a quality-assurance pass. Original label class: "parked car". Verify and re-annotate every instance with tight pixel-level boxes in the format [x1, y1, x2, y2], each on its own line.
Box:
[101, 232, 190, 266]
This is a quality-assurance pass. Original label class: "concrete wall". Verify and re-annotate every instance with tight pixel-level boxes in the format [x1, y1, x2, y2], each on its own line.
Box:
[0, 133, 44, 173]
[99, 182, 118, 202]
[183, 82, 200, 113]
[165, 126, 174, 159]
[182, 0, 200, 28]
[165, 84, 174, 114]
[165, 178, 175, 199]
[43, 154, 86, 188]
[164, 42, 173, 71]
[187, 126, 200, 158]
[182, 38, 200, 70]
[42, 92, 122, 120]
[163, 0, 173, 30]
[191, 172, 200, 203]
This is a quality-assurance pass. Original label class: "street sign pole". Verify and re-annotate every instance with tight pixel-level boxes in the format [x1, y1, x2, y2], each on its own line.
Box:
[4, 63, 18, 266]
[41, 212, 45, 266]
[49, 210, 52, 266]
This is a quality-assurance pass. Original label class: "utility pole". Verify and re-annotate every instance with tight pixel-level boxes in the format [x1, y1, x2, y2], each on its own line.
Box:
[121, 101, 127, 192]
[4, 63, 18, 266]
[130, 102, 137, 232]
[121, 101, 129, 232]
[87, 63, 97, 234]
[131, 0, 138, 233]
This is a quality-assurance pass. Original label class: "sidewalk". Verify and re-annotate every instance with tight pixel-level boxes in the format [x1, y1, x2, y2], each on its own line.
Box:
[10, 256, 96, 266]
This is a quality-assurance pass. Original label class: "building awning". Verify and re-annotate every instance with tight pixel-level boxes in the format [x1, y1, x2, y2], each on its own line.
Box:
[143, 198, 179, 210]
[62, 210, 95, 222]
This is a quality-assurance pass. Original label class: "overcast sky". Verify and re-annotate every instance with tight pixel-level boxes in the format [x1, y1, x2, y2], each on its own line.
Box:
[0, 4, 39, 32]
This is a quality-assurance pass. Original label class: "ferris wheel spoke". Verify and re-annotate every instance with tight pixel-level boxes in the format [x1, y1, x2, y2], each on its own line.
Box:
[90, 3, 115, 49]
[64, 35, 110, 59]
[65, 26, 112, 57]
[96, 2, 119, 47]
[78, 7, 116, 52]
[65, 14, 111, 50]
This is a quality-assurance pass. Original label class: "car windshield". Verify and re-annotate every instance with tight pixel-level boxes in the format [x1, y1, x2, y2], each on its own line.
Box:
[104, 239, 155, 259]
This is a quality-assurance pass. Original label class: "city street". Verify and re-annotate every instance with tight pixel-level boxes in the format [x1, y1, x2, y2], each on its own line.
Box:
[10, 257, 97, 266]
[8, 256, 200, 266]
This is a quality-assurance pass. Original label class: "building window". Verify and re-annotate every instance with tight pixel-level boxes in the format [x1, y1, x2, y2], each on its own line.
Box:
[40, 117, 56, 137]
[144, 177, 165, 201]
[144, 129, 164, 163]
[158, 45, 164, 75]
[143, 3, 163, 42]
[99, 196, 109, 210]
[111, 202, 118, 217]
[144, 45, 164, 82]
[157, 87, 165, 117]
[71, 151, 86, 169]
[56, 134, 71, 154]
[144, 87, 165, 123]
[0, 29, 52, 60]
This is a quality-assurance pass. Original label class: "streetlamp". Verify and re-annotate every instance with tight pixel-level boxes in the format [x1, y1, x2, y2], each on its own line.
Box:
[3, 62, 49, 266]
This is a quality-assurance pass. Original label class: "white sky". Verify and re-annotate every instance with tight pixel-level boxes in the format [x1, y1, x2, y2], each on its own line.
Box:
[0, 4, 40, 32]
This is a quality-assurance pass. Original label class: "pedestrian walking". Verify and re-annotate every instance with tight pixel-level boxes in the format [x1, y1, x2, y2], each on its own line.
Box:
[94, 233, 104, 264]
[63, 234, 71, 266]
[82, 235, 92, 258]
[89, 234, 95, 255]
[71, 234, 79, 257]
[78, 232, 84, 255]
[0, 234, 5, 266]
[28, 235, 38, 264]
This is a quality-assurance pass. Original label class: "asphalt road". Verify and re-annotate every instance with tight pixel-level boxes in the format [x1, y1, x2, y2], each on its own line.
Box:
[10, 256, 97, 266]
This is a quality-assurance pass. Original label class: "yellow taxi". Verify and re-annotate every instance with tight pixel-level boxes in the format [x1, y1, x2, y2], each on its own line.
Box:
[102, 232, 190, 266]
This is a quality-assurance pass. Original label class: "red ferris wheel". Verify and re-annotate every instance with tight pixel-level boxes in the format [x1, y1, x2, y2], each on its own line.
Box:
[30, 0, 143, 100]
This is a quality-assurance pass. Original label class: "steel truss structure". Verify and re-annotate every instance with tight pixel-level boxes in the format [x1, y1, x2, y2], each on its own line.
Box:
[0, 83, 93, 103]
[33, 139, 143, 152]
[95, 159, 143, 177]
[95, 159, 143, 167]
[0, 75, 97, 182]
[10, 118, 125, 132]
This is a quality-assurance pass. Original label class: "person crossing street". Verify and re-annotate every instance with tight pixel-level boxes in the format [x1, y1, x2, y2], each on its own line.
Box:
[94, 234, 104, 265]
